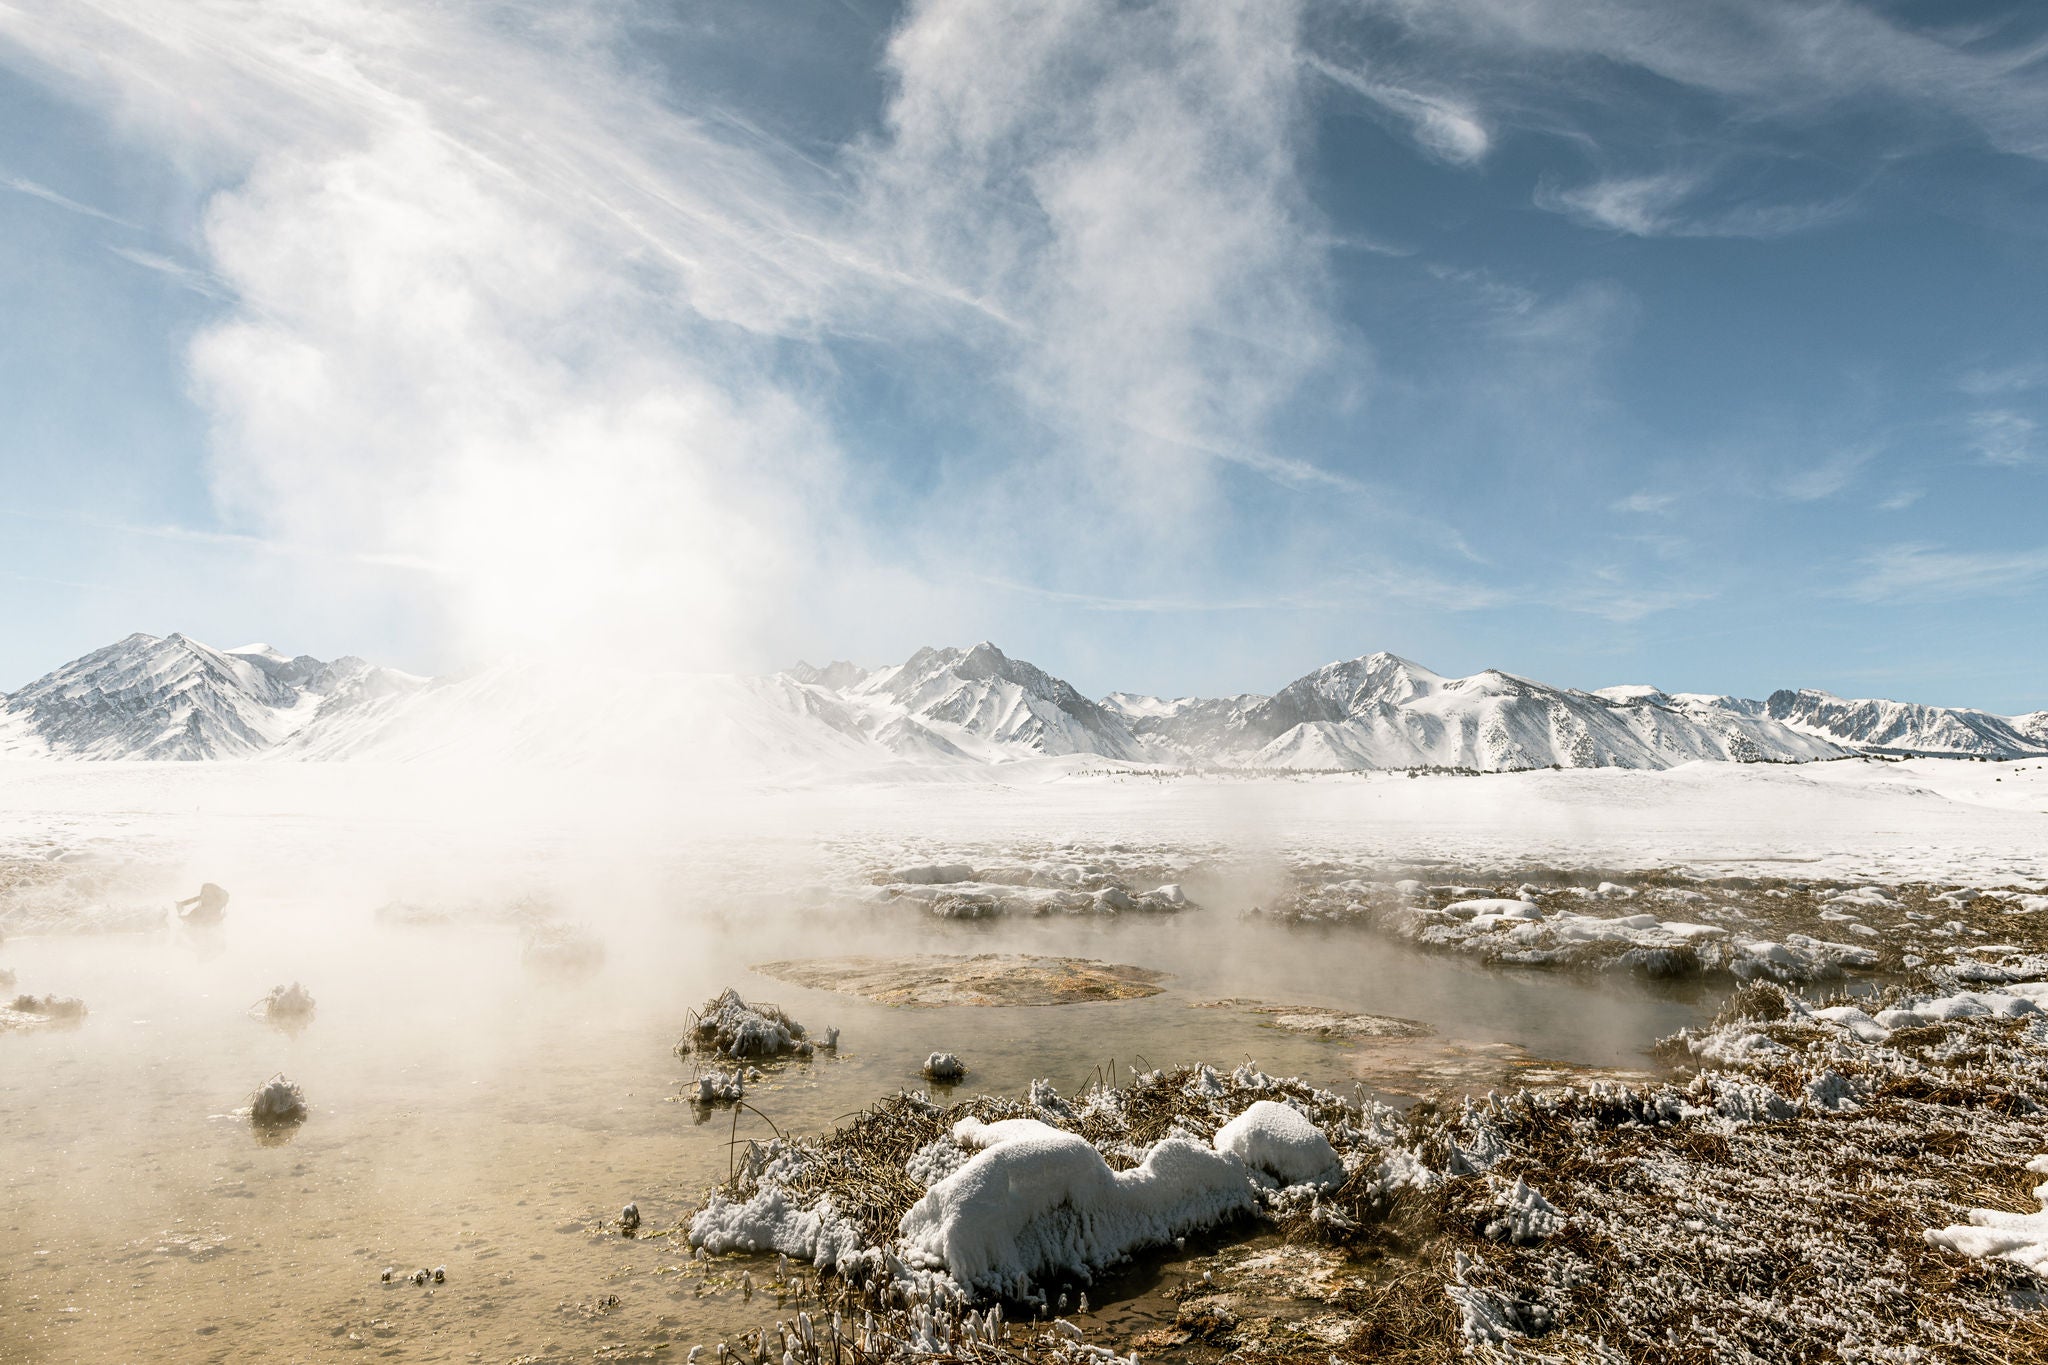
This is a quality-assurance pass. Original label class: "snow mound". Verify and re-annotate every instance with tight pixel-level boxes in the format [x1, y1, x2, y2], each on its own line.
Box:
[1925, 1154, 2048, 1274]
[691, 1186, 870, 1270]
[1445, 898, 1544, 922]
[923, 1053, 967, 1083]
[891, 863, 977, 885]
[897, 1117, 1257, 1297]
[1211, 1100, 1343, 1190]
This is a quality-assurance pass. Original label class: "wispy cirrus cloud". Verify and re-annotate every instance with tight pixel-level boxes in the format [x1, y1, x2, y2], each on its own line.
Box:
[1, 172, 137, 228]
[1778, 445, 1877, 502]
[1967, 409, 2039, 466]
[1957, 360, 2048, 397]
[1357, 0, 2048, 239]
[0, 0, 1360, 673]
[1535, 170, 1852, 239]
[1306, 55, 1489, 165]
[1845, 543, 2048, 604]
[107, 246, 236, 302]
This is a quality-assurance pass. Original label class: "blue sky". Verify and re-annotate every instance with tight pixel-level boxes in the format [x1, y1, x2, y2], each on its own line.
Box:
[1, 1, 2045, 712]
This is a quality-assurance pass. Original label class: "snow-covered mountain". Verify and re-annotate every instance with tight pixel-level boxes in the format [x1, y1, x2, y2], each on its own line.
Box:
[1758, 688, 2048, 759]
[3, 633, 2042, 770]
[1101, 691, 1266, 761]
[0, 633, 424, 760]
[1103, 652, 1850, 770]
[273, 660, 879, 771]
[836, 643, 1145, 763]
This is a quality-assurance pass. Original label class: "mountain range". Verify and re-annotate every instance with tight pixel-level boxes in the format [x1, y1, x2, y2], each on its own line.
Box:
[2, 632, 2043, 771]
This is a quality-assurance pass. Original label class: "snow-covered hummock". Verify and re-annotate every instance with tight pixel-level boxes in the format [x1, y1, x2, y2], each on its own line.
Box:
[1210, 1101, 1344, 1189]
[922, 1053, 967, 1083]
[1925, 1154, 2048, 1274]
[897, 1117, 1258, 1298]
[1444, 898, 1545, 926]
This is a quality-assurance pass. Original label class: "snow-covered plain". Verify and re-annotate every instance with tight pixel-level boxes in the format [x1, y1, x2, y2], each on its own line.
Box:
[4, 753, 2041, 890]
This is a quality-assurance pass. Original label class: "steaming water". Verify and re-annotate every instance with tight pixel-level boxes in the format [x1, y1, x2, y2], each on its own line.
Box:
[0, 861, 1707, 1363]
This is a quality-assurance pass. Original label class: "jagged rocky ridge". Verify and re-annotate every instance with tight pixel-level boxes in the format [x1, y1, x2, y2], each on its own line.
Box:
[1, 632, 2042, 770]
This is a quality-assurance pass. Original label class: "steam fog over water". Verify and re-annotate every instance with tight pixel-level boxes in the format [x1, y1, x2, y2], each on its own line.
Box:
[0, 761, 1761, 1361]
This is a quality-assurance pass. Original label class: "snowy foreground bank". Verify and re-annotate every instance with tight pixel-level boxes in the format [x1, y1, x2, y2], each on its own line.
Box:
[679, 972, 2048, 1363]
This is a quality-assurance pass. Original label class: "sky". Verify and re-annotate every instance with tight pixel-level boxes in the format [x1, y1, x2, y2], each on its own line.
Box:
[1, 0, 2045, 713]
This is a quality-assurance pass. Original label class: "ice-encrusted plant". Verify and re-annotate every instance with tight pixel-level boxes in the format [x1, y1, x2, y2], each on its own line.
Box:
[681, 988, 826, 1061]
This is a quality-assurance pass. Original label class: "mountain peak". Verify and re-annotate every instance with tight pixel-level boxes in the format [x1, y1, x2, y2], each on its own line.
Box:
[787, 659, 868, 691]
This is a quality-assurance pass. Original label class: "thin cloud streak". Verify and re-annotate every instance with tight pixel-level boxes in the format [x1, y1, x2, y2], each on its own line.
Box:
[1534, 170, 1852, 239]
[1307, 55, 1489, 165]
[107, 245, 236, 301]
[1, 172, 139, 228]
[1845, 543, 2048, 604]
[1, 509, 449, 574]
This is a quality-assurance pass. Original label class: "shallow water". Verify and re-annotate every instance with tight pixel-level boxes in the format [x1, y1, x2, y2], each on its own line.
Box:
[0, 871, 1709, 1363]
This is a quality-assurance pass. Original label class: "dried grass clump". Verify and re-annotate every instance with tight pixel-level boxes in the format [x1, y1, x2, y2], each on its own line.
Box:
[1717, 980, 1794, 1024]
[686, 1282, 1153, 1365]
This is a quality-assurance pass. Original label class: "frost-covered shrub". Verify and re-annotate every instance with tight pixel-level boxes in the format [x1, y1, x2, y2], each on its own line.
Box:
[249, 1073, 307, 1126]
[923, 1053, 967, 1083]
[691, 1067, 760, 1105]
[683, 988, 818, 1060]
[257, 982, 316, 1022]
